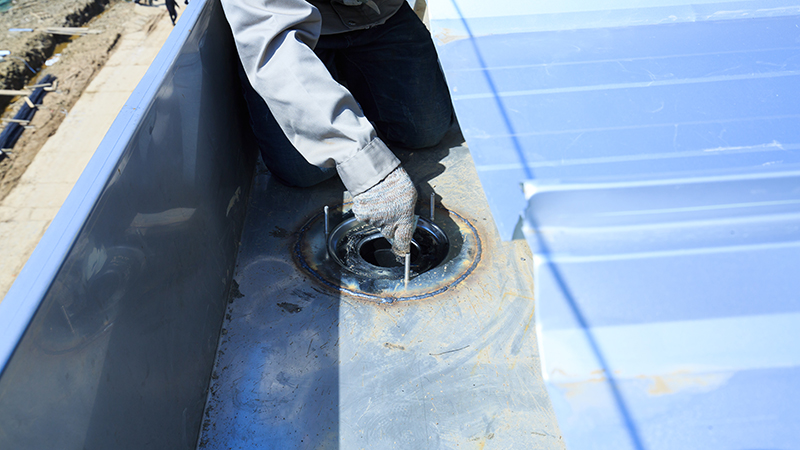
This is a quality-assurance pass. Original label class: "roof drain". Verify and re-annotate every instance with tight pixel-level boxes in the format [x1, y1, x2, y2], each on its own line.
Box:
[327, 215, 449, 280]
[295, 204, 481, 303]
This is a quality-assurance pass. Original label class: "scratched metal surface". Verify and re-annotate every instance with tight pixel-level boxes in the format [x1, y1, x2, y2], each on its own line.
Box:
[199, 133, 565, 449]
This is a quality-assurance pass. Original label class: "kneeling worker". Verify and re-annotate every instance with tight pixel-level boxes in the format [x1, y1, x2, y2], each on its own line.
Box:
[220, 0, 453, 258]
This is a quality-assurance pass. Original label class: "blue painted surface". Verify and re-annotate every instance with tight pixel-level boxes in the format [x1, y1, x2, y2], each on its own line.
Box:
[433, 3, 800, 238]
[546, 365, 800, 450]
[430, 0, 800, 38]
[0, 0, 255, 447]
[431, 0, 800, 448]
[526, 172, 800, 449]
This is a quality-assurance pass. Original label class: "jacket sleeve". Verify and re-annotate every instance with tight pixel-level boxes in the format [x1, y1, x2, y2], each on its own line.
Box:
[220, 0, 400, 195]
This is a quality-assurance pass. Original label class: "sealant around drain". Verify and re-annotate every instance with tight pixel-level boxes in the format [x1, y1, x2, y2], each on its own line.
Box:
[295, 205, 481, 303]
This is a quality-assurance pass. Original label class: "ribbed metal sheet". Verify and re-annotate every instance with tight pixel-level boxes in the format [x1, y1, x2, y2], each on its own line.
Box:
[431, 1, 800, 449]
[199, 138, 565, 450]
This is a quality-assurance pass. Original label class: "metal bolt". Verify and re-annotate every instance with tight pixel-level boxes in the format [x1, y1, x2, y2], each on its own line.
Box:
[430, 192, 435, 222]
[404, 253, 411, 287]
[324, 206, 329, 238]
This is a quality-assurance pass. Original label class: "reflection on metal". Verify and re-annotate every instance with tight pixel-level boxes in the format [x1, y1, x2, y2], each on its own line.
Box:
[323, 204, 329, 238]
[0, 0, 255, 448]
[296, 204, 480, 303]
[37, 245, 144, 355]
[200, 139, 564, 449]
[431, 0, 800, 448]
[430, 191, 435, 221]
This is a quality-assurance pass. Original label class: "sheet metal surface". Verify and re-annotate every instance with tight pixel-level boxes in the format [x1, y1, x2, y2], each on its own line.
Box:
[431, 0, 800, 239]
[525, 173, 800, 450]
[200, 135, 564, 449]
[430, 1, 800, 449]
[0, 0, 255, 447]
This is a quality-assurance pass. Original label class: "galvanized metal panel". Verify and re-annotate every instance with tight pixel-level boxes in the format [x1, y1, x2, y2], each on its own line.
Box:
[430, 0, 800, 239]
[0, 0, 255, 448]
[525, 175, 800, 449]
[431, 0, 800, 449]
[199, 138, 565, 449]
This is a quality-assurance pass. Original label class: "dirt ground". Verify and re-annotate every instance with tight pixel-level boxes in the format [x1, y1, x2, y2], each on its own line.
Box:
[0, 0, 156, 200]
[0, 0, 108, 98]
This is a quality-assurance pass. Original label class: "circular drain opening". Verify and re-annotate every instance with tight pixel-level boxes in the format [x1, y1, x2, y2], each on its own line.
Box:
[296, 204, 481, 303]
[327, 215, 449, 280]
[358, 236, 414, 267]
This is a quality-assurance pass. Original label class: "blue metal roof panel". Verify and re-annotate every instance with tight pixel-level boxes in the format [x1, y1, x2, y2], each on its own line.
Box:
[431, 0, 800, 448]
[545, 365, 800, 450]
[522, 170, 800, 448]
[433, 11, 800, 237]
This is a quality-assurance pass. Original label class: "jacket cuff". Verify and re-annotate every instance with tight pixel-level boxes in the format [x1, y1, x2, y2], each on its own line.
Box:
[336, 137, 400, 196]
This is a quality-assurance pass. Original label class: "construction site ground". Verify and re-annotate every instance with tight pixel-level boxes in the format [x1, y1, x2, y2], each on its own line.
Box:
[0, 0, 182, 299]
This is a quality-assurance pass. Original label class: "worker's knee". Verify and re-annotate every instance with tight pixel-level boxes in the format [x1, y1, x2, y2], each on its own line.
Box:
[382, 107, 454, 150]
[396, 126, 448, 150]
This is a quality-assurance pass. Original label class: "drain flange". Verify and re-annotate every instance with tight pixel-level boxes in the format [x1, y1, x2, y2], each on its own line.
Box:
[327, 215, 448, 280]
[295, 204, 481, 303]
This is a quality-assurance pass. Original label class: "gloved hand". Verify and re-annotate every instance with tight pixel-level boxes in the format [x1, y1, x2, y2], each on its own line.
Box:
[352, 166, 417, 256]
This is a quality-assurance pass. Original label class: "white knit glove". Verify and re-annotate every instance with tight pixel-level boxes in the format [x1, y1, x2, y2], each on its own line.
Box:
[352, 166, 417, 256]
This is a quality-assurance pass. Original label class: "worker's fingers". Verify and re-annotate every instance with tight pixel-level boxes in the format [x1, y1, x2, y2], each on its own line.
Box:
[390, 217, 415, 256]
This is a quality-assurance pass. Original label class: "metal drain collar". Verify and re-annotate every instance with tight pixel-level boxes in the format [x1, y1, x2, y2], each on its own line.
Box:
[295, 204, 481, 303]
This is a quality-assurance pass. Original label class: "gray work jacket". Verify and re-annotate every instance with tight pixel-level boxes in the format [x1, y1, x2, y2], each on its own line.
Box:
[221, 0, 406, 195]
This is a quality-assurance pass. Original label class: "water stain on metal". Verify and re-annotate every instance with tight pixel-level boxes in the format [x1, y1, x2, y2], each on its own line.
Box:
[269, 226, 291, 238]
[434, 27, 468, 44]
[227, 279, 244, 303]
[383, 342, 406, 351]
[555, 376, 608, 399]
[639, 371, 732, 396]
[429, 345, 470, 357]
[290, 289, 317, 301]
[277, 302, 302, 314]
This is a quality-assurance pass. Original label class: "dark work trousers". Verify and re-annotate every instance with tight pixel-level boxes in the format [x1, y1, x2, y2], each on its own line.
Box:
[238, 1, 454, 188]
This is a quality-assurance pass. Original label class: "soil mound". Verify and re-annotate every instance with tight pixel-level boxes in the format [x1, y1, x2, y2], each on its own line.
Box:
[0, 0, 113, 111]
[0, 0, 163, 200]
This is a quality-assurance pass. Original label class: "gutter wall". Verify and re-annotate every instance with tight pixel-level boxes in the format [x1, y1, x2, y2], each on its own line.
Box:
[0, 0, 255, 447]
